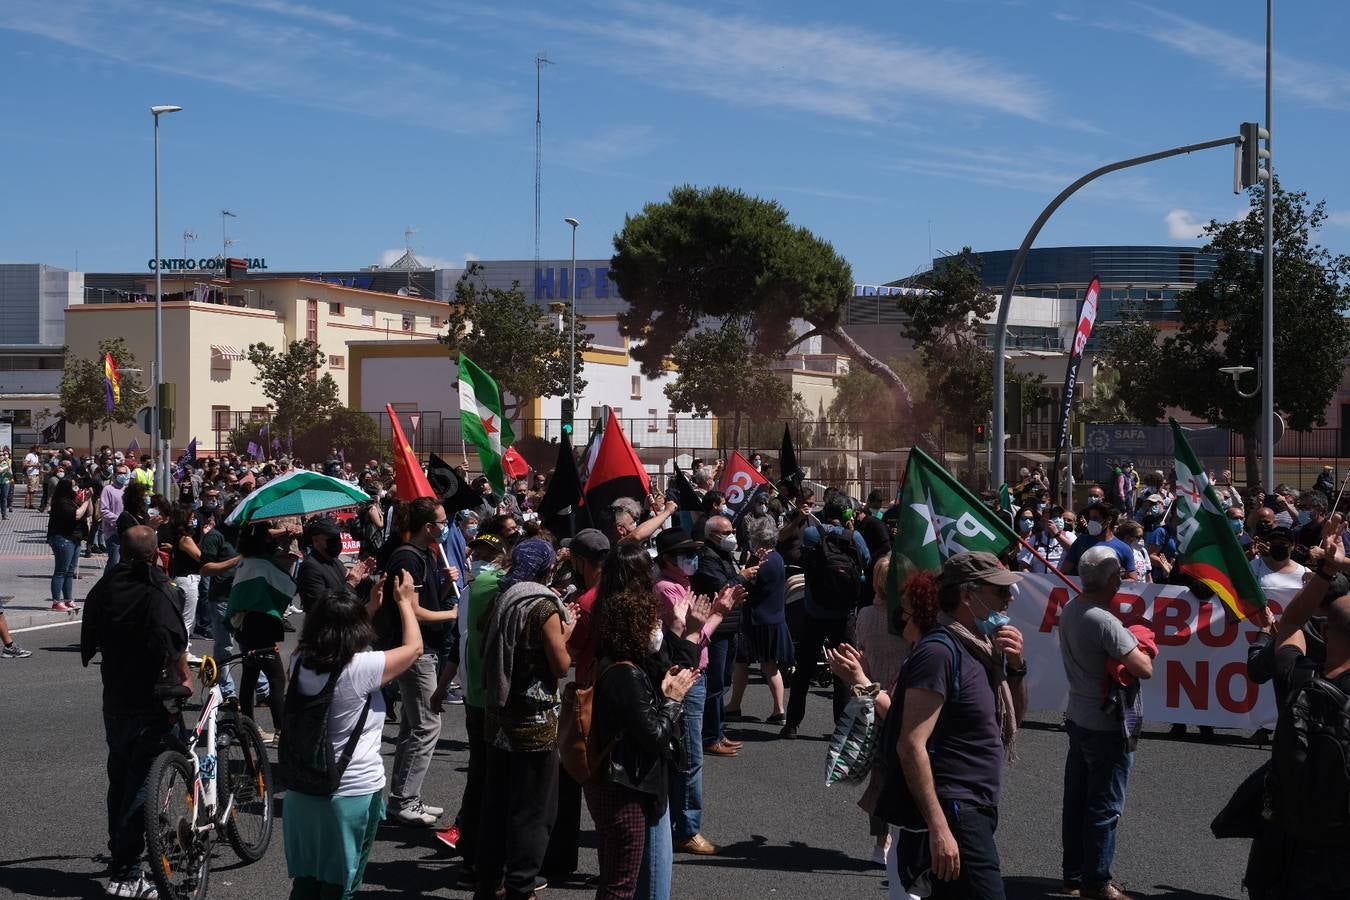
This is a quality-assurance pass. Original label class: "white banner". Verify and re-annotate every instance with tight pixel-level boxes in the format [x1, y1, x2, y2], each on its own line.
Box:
[1010, 574, 1296, 730]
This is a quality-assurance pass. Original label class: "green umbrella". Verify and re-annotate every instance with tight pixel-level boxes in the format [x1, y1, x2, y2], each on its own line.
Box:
[225, 469, 372, 525]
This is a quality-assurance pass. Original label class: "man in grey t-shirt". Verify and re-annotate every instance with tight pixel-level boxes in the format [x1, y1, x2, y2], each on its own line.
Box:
[1058, 545, 1154, 900]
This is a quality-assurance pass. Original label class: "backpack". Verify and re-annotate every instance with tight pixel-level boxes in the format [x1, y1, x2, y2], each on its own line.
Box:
[1271, 675, 1350, 841]
[875, 628, 963, 827]
[803, 528, 865, 612]
[358, 503, 386, 556]
[278, 659, 373, 796]
[558, 661, 637, 785]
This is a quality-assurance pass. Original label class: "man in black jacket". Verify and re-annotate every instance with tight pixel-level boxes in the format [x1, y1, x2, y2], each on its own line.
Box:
[296, 517, 367, 611]
[81, 525, 189, 899]
[694, 515, 755, 757]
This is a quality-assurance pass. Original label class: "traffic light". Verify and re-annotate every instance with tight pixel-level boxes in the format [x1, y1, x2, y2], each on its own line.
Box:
[1238, 121, 1270, 190]
[561, 397, 574, 436]
[973, 422, 987, 444]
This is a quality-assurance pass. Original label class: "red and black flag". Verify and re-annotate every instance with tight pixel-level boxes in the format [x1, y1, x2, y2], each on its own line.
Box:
[718, 450, 771, 525]
[582, 409, 651, 513]
[538, 433, 590, 538]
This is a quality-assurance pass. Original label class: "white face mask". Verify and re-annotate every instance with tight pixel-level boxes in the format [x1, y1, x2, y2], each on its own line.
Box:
[719, 534, 737, 554]
[648, 625, 664, 654]
[1086, 520, 1105, 537]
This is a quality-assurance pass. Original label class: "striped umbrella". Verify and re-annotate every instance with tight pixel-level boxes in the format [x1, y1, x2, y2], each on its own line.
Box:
[225, 469, 371, 525]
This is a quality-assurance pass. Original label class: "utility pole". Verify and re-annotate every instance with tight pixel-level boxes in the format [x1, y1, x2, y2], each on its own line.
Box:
[1261, 0, 1276, 492]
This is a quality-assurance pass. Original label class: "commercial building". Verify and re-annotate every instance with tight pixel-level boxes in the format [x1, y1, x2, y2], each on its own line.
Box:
[0, 263, 82, 446]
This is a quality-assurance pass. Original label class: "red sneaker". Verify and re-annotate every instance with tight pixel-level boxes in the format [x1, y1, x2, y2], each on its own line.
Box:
[434, 824, 461, 851]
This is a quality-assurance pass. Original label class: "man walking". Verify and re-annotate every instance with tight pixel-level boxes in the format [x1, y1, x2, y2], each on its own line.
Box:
[1058, 545, 1155, 900]
[81, 525, 189, 898]
[100, 463, 130, 570]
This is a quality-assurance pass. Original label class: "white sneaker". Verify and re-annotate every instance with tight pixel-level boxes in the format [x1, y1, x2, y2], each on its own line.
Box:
[387, 804, 438, 827]
[285, 604, 304, 617]
[186, 653, 204, 665]
[107, 873, 158, 897]
[417, 800, 445, 817]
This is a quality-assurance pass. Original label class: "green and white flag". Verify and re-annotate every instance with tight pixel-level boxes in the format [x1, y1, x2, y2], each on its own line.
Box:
[458, 354, 516, 495]
[888, 447, 1020, 629]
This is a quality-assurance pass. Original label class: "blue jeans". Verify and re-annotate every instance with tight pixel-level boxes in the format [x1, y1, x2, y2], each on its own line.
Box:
[636, 804, 672, 900]
[703, 634, 736, 745]
[670, 678, 706, 841]
[0, 480, 12, 516]
[104, 532, 121, 571]
[49, 535, 78, 600]
[1062, 720, 1133, 887]
[210, 597, 237, 697]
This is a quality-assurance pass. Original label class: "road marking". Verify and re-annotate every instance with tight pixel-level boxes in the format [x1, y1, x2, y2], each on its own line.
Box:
[12, 619, 83, 634]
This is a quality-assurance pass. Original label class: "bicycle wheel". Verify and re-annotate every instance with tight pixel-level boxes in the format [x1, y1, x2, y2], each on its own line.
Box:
[219, 714, 274, 862]
[144, 750, 212, 900]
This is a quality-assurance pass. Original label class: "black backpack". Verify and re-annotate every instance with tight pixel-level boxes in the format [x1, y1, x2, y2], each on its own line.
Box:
[803, 528, 865, 612]
[279, 660, 373, 796]
[1272, 675, 1350, 841]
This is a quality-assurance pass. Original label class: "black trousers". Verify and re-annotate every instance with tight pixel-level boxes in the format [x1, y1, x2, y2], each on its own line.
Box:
[104, 710, 176, 876]
[458, 705, 488, 867]
[541, 763, 582, 878]
[785, 612, 850, 729]
[931, 802, 1004, 900]
[475, 746, 559, 900]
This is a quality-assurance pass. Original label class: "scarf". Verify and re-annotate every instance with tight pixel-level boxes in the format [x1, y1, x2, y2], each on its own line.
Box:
[937, 612, 1018, 758]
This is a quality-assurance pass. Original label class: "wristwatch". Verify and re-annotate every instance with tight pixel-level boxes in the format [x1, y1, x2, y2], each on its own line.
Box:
[1006, 663, 1028, 679]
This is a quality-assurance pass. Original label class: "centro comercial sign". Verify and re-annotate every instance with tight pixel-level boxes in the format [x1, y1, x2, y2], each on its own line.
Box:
[147, 257, 269, 271]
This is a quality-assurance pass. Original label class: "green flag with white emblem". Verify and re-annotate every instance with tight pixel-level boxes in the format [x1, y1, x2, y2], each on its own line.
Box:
[458, 354, 516, 495]
[887, 446, 1021, 629]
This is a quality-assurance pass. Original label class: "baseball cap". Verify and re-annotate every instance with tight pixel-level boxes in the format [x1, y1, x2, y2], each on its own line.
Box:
[1145, 494, 1164, 504]
[470, 533, 504, 554]
[942, 551, 1022, 587]
[562, 528, 611, 561]
[655, 528, 703, 557]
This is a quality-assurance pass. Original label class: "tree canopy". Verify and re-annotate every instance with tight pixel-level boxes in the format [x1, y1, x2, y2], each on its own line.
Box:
[245, 339, 340, 438]
[1103, 180, 1350, 486]
[59, 337, 144, 451]
[610, 185, 914, 415]
[442, 263, 593, 418]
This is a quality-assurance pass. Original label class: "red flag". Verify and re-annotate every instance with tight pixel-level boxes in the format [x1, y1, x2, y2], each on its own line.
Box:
[503, 446, 530, 480]
[386, 404, 435, 500]
[718, 450, 771, 523]
[582, 410, 651, 512]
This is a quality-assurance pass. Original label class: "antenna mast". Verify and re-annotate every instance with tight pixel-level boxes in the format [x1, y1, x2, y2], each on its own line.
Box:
[404, 225, 418, 292]
[535, 52, 552, 267]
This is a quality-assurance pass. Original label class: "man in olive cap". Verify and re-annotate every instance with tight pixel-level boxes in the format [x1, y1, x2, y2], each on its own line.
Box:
[891, 551, 1028, 899]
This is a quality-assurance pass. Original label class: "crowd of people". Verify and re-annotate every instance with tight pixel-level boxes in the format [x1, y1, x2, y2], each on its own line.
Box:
[6, 438, 1350, 898]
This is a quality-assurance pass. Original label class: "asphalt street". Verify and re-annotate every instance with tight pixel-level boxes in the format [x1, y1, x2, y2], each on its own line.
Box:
[0, 503, 1260, 900]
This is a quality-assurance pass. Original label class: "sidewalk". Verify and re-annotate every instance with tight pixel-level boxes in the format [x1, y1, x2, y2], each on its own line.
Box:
[0, 504, 105, 630]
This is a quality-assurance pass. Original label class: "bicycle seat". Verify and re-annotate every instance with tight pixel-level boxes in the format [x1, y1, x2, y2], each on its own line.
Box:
[155, 683, 193, 700]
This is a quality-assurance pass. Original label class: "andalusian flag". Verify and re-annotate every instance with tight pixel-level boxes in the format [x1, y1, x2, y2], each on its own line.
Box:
[104, 353, 121, 411]
[887, 447, 1020, 631]
[458, 355, 516, 495]
[1170, 418, 1266, 621]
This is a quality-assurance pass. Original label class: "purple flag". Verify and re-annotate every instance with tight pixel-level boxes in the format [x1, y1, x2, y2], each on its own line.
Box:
[247, 441, 261, 458]
[271, 437, 281, 452]
[127, 439, 140, 454]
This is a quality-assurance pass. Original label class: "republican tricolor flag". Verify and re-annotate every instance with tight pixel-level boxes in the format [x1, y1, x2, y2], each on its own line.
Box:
[104, 353, 121, 412]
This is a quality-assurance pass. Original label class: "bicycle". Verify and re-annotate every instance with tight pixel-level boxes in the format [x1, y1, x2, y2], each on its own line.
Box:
[144, 650, 276, 899]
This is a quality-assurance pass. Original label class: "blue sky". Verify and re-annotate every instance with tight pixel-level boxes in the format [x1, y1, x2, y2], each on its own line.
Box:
[2, 0, 1348, 283]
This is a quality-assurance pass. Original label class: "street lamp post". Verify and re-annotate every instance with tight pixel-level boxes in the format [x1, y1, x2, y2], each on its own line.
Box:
[151, 104, 182, 497]
[564, 217, 580, 408]
[1261, 0, 1276, 492]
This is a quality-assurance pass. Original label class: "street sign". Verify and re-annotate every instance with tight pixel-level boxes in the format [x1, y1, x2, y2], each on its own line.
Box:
[410, 413, 421, 433]
[137, 407, 153, 434]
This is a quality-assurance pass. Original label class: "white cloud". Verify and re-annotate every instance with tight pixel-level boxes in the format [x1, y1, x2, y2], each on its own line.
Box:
[1092, 5, 1350, 110]
[0, 0, 517, 132]
[1165, 209, 1206, 240]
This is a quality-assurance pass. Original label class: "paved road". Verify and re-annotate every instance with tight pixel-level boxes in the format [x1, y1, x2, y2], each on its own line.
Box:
[0, 505, 1260, 899]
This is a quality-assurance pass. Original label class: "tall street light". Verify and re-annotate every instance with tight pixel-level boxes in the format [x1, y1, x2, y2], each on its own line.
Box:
[564, 217, 580, 408]
[152, 104, 182, 496]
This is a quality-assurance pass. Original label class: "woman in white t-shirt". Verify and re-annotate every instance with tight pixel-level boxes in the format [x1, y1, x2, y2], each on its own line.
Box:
[282, 572, 423, 899]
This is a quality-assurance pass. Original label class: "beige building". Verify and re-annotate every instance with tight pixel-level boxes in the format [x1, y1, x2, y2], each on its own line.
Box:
[64, 277, 451, 452]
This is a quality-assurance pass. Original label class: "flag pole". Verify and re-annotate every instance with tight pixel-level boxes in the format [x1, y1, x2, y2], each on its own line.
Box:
[1332, 467, 1350, 515]
[1016, 534, 1080, 595]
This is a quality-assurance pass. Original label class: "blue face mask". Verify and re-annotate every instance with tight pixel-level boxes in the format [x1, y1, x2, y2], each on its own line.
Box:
[977, 609, 1012, 638]
[1230, 518, 1244, 535]
[1017, 518, 1034, 534]
[438, 522, 450, 540]
[1297, 510, 1313, 527]
[1050, 517, 1065, 531]
[465, 523, 479, 538]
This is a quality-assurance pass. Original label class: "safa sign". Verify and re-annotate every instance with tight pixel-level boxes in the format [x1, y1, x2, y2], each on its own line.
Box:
[534, 267, 618, 301]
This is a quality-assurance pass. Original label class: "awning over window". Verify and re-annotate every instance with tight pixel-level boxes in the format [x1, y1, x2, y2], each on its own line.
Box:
[211, 345, 246, 360]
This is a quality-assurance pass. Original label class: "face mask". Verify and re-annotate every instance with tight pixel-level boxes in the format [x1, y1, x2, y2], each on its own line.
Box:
[1050, 517, 1065, 531]
[113, 474, 130, 487]
[721, 505, 733, 517]
[148, 507, 160, 519]
[677, 556, 699, 577]
[1017, 518, 1034, 534]
[648, 626, 664, 653]
[1149, 505, 1162, 517]
[754, 502, 767, 514]
[975, 603, 1011, 639]
[1297, 510, 1313, 526]
[1086, 520, 1104, 537]
[1088, 496, 1102, 505]
[437, 522, 450, 540]
[464, 523, 479, 538]
[323, 536, 343, 557]
[144, 496, 152, 507]
[720, 534, 737, 554]
[1230, 519, 1244, 535]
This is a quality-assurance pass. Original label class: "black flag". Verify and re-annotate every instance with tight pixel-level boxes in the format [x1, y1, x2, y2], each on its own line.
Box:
[427, 453, 480, 514]
[779, 425, 804, 499]
[666, 461, 704, 534]
[41, 417, 66, 445]
[538, 433, 590, 539]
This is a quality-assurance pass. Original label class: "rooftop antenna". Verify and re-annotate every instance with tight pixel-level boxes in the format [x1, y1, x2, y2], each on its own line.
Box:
[535, 52, 553, 267]
[221, 210, 237, 263]
[183, 230, 198, 263]
[404, 225, 418, 292]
